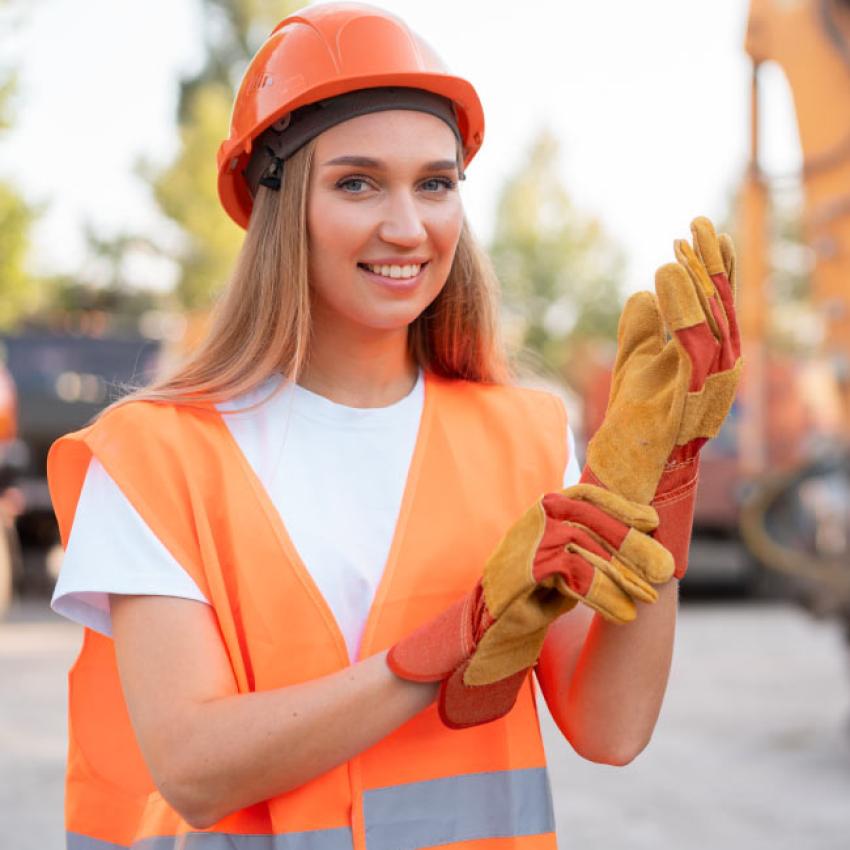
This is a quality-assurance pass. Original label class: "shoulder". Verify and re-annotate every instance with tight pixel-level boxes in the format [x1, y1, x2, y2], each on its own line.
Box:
[48, 397, 217, 510]
[85, 397, 222, 459]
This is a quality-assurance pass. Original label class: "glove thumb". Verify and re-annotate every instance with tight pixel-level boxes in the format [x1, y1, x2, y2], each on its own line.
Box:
[615, 291, 665, 368]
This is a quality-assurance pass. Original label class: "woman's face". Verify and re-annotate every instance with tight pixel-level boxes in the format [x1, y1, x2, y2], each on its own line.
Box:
[306, 109, 464, 336]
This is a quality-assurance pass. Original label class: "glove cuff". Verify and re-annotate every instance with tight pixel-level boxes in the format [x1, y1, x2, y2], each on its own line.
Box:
[386, 586, 531, 729]
[651, 453, 700, 579]
[387, 590, 479, 683]
[582, 459, 697, 580]
[439, 662, 531, 729]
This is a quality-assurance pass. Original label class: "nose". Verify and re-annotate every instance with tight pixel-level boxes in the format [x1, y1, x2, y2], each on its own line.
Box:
[377, 189, 427, 248]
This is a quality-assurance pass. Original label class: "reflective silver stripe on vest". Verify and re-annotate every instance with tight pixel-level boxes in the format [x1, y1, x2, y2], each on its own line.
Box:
[68, 833, 130, 850]
[133, 829, 353, 849]
[68, 768, 552, 850]
[363, 767, 556, 850]
[68, 828, 353, 850]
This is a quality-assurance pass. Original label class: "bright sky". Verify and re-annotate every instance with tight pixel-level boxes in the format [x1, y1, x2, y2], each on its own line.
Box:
[2, 0, 801, 295]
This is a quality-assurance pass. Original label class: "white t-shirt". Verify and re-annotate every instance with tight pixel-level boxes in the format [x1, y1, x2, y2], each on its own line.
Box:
[51, 371, 581, 660]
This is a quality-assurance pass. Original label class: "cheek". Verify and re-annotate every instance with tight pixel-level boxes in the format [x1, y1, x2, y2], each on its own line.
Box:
[307, 192, 370, 256]
[431, 202, 465, 259]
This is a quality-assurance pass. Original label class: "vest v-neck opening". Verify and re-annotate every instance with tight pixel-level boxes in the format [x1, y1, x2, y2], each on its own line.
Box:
[290, 370, 424, 428]
[208, 370, 436, 668]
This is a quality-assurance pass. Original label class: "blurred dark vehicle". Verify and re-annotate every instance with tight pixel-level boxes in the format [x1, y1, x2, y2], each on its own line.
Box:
[0, 332, 161, 598]
[0, 362, 27, 617]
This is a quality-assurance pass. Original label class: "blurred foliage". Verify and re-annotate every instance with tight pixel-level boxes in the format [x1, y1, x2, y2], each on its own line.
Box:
[489, 130, 625, 383]
[145, 0, 302, 308]
[0, 53, 41, 330]
[0, 182, 38, 329]
[766, 189, 818, 353]
[723, 181, 816, 354]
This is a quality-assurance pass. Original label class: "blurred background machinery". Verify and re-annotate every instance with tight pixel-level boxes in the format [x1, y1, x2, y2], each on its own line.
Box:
[584, 1, 850, 632]
[736, 0, 850, 635]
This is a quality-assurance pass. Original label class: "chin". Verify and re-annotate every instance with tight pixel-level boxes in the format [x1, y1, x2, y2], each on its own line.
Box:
[352, 298, 436, 332]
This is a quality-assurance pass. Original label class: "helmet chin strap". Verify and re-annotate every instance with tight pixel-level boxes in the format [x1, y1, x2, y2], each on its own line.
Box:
[244, 87, 466, 196]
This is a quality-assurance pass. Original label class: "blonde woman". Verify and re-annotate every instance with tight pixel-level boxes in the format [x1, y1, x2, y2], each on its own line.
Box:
[47, 4, 740, 849]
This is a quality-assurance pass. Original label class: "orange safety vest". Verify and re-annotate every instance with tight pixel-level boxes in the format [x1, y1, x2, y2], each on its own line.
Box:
[48, 372, 569, 850]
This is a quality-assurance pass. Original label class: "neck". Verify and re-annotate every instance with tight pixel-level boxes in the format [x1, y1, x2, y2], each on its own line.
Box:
[298, 319, 418, 409]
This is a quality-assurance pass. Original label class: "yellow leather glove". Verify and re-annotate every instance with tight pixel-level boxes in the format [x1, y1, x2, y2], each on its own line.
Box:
[581, 217, 742, 577]
[388, 484, 673, 728]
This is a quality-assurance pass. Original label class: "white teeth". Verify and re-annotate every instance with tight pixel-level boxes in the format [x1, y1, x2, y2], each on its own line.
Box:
[365, 263, 422, 279]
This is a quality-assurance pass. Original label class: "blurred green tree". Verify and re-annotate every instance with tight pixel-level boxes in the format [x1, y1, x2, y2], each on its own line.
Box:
[765, 187, 818, 353]
[0, 66, 40, 330]
[28, 225, 168, 337]
[489, 129, 625, 382]
[146, 0, 302, 309]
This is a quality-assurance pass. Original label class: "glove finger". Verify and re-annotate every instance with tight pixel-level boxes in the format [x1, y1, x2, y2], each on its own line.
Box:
[719, 233, 737, 295]
[616, 527, 675, 584]
[656, 261, 720, 392]
[535, 540, 633, 617]
[685, 222, 738, 370]
[533, 504, 610, 590]
[537, 513, 665, 599]
[689, 219, 740, 349]
[690, 216, 725, 277]
[548, 484, 659, 533]
[568, 543, 658, 605]
[715, 233, 741, 360]
[542, 492, 633, 551]
[675, 234, 738, 373]
[540, 493, 672, 584]
[547, 490, 673, 585]
[673, 239, 724, 339]
[553, 563, 637, 624]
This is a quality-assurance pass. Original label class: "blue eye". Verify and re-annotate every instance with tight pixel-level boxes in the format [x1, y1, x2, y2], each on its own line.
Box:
[337, 177, 370, 193]
[421, 177, 456, 192]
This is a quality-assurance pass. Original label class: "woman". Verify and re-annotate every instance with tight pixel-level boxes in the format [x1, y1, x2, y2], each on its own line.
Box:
[47, 3, 740, 848]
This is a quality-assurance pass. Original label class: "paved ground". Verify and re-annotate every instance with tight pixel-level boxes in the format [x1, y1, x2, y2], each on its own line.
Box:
[2, 595, 849, 850]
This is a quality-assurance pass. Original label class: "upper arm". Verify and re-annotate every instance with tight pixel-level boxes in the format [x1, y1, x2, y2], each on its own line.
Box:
[52, 456, 208, 636]
[535, 603, 594, 735]
[109, 594, 238, 790]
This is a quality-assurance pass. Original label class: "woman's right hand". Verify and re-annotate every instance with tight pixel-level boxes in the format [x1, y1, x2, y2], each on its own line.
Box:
[387, 483, 673, 729]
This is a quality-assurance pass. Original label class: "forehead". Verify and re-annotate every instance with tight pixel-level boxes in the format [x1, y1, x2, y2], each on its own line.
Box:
[314, 109, 458, 161]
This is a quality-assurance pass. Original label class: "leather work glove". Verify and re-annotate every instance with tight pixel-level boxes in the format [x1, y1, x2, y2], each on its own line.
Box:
[581, 216, 742, 578]
[388, 484, 674, 728]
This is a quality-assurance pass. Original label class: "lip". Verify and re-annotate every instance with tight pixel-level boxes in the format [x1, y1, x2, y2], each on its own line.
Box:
[358, 261, 429, 291]
[360, 257, 430, 266]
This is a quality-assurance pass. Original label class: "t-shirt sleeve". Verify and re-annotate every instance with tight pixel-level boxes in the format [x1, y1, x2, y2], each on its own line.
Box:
[50, 455, 209, 637]
[563, 424, 582, 488]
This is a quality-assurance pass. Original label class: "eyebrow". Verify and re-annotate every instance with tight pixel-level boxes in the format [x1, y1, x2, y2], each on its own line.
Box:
[321, 155, 458, 171]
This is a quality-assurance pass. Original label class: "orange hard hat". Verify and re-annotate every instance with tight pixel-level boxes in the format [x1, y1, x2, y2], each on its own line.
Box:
[216, 2, 485, 229]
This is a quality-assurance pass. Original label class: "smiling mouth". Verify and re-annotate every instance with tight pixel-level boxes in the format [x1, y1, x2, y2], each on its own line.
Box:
[358, 261, 429, 280]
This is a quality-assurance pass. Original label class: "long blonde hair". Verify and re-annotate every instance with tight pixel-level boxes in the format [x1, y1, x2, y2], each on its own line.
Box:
[109, 139, 511, 414]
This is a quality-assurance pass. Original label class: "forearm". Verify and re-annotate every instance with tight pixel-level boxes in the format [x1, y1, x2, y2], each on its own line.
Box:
[169, 651, 436, 827]
[566, 580, 677, 764]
